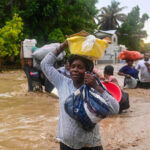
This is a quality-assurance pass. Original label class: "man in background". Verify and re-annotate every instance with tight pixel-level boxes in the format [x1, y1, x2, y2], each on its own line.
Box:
[136, 53, 150, 88]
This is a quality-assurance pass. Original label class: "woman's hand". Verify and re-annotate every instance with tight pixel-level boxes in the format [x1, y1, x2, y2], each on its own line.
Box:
[125, 74, 131, 78]
[84, 73, 104, 93]
[84, 72, 97, 88]
[60, 40, 68, 49]
[84, 72, 104, 93]
[54, 40, 68, 56]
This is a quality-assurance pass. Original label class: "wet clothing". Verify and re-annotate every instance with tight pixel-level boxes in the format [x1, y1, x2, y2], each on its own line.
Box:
[137, 81, 150, 88]
[119, 91, 130, 113]
[136, 59, 150, 81]
[60, 142, 103, 150]
[44, 78, 54, 92]
[119, 65, 138, 86]
[38, 71, 54, 93]
[136, 59, 150, 89]
[23, 65, 42, 92]
[119, 65, 139, 79]
[41, 52, 119, 149]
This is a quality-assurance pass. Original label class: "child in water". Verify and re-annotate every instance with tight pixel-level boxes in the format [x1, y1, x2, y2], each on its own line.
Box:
[103, 65, 120, 86]
[104, 65, 130, 113]
[93, 65, 119, 86]
[94, 65, 130, 113]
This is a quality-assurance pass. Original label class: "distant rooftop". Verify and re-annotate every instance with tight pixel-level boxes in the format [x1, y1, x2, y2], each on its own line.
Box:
[100, 30, 116, 35]
[95, 30, 117, 38]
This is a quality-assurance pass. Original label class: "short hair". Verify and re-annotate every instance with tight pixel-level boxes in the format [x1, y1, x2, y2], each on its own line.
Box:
[104, 65, 114, 75]
[68, 55, 94, 72]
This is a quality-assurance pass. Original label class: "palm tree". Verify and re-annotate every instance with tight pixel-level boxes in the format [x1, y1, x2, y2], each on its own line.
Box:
[97, 0, 127, 30]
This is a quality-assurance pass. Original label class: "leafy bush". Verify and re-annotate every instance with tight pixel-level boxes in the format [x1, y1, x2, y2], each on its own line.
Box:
[48, 28, 65, 43]
[48, 28, 71, 59]
[0, 13, 23, 58]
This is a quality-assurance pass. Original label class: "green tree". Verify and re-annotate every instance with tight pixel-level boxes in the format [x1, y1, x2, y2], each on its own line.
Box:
[60, 0, 98, 35]
[0, 0, 12, 28]
[143, 43, 150, 53]
[118, 6, 149, 51]
[0, 0, 98, 45]
[20, 0, 64, 45]
[48, 28, 65, 43]
[0, 13, 23, 58]
[0, 0, 25, 27]
[0, 0, 65, 45]
[97, 0, 126, 30]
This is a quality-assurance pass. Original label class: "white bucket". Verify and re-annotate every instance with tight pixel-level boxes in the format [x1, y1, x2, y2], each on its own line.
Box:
[23, 39, 37, 58]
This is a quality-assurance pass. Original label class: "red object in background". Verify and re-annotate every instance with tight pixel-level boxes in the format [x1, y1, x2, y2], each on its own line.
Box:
[102, 82, 122, 102]
[119, 50, 143, 61]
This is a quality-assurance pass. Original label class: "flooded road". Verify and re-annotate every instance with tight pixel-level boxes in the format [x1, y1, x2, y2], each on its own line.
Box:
[0, 70, 59, 150]
[0, 65, 150, 150]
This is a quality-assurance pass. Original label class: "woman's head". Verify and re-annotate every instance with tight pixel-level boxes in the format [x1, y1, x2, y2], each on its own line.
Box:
[104, 65, 114, 75]
[68, 55, 94, 72]
[68, 55, 94, 83]
[126, 60, 134, 66]
[26, 58, 33, 67]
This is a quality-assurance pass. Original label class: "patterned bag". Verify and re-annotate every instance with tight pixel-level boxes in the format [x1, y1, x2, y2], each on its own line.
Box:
[64, 82, 110, 131]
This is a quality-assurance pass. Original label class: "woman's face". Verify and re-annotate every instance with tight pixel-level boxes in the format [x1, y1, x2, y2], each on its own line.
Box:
[127, 60, 133, 66]
[70, 59, 86, 83]
[27, 59, 33, 67]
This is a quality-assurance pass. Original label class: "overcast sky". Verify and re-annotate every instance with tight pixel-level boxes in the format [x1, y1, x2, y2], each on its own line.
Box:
[96, 0, 150, 43]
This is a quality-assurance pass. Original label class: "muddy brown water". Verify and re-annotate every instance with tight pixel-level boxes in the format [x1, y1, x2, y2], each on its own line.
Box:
[0, 64, 150, 150]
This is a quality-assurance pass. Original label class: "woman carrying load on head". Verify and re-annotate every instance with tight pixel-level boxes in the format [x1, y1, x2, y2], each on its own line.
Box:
[20, 41, 43, 92]
[118, 59, 139, 87]
[40, 40, 119, 150]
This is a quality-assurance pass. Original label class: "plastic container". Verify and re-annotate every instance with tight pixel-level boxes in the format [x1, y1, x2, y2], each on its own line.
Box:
[67, 35, 108, 60]
[102, 82, 122, 102]
[23, 39, 37, 58]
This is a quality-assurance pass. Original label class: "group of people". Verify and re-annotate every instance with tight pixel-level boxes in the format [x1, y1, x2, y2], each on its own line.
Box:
[21, 39, 150, 150]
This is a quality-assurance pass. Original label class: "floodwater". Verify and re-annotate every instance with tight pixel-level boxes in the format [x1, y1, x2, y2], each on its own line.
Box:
[0, 64, 150, 150]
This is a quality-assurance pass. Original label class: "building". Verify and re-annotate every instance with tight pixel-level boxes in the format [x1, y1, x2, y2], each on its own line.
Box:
[95, 30, 126, 64]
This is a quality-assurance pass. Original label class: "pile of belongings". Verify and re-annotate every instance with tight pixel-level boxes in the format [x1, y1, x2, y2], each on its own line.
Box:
[124, 76, 138, 89]
[23, 39, 37, 58]
[67, 30, 109, 60]
[32, 43, 66, 70]
[119, 50, 143, 61]
[65, 79, 111, 131]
